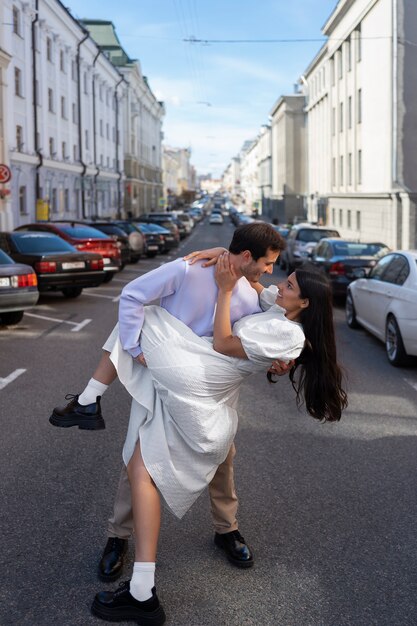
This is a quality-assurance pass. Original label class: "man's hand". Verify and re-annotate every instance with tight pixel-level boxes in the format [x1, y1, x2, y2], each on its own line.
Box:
[268, 358, 294, 376]
[135, 354, 147, 367]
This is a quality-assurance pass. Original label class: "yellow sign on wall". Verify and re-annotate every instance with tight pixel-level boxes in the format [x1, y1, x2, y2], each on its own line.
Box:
[36, 199, 49, 221]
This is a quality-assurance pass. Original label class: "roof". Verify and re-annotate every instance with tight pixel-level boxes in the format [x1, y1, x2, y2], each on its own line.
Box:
[80, 20, 136, 66]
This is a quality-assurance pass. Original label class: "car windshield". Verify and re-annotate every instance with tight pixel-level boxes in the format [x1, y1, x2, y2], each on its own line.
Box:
[0, 248, 15, 264]
[94, 225, 126, 237]
[12, 233, 75, 253]
[298, 229, 339, 243]
[57, 225, 109, 239]
[137, 222, 169, 234]
[333, 242, 390, 257]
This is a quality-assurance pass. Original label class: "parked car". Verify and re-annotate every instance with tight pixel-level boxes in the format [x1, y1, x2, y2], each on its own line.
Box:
[0, 231, 105, 298]
[135, 222, 177, 253]
[346, 250, 417, 366]
[133, 222, 164, 257]
[0, 248, 39, 325]
[86, 222, 130, 268]
[310, 239, 390, 297]
[140, 215, 180, 244]
[171, 212, 194, 233]
[209, 211, 224, 224]
[111, 221, 146, 262]
[15, 222, 121, 282]
[271, 224, 290, 239]
[281, 224, 341, 272]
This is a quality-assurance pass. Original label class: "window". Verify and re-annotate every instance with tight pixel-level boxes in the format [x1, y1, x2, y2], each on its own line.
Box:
[322, 67, 326, 88]
[330, 57, 335, 86]
[14, 67, 22, 96]
[358, 149, 362, 184]
[339, 209, 343, 226]
[62, 141, 66, 159]
[338, 48, 343, 79]
[106, 123, 109, 140]
[61, 96, 66, 118]
[347, 210, 351, 228]
[332, 157, 336, 186]
[48, 88, 54, 113]
[64, 189, 69, 212]
[73, 144, 78, 161]
[356, 26, 362, 62]
[356, 211, 361, 231]
[358, 88, 362, 123]
[84, 73, 88, 94]
[340, 155, 344, 186]
[72, 102, 77, 124]
[332, 208, 336, 224]
[332, 107, 336, 136]
[348, 153, 352, 185]
[71, 60, 76, 81]
[13, 6, 20, 35]
[85, 129, 89, 150]
[51, 188, 58, 213]
[381, 255, 409, 285]
[347, 38, 352, 71]
[348, 96, 352, 129]
[49, 137, 55, 157]
[339, 102, 344, 133]
[46, 37, 52, 62]
[100, 119, 103, 136]
[16, 125, 23, 151]
[19, 186, 27, 215]
[60, 50, 65, 72]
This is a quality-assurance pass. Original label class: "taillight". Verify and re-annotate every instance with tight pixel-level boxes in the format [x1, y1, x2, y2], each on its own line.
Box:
[76, 243, 86, 250]
[90, 258, 104, 270]
[11, 273, 38, 287]
[329, 262, 346, 276]
[35, 261, 57, 273]
[159, 235, 164, 241]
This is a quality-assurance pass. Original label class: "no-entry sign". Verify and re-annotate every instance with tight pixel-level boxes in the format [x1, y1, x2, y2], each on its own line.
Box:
[0, 164, 11, 184]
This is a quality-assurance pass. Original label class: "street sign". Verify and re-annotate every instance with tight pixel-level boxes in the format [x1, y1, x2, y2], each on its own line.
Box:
[158, 197, 165, 207]
[0, 164, 11, 184]
[36, 199, 49, 221]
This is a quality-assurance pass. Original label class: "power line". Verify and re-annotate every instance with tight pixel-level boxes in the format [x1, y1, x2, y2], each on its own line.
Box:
[184, 36, 393, 44]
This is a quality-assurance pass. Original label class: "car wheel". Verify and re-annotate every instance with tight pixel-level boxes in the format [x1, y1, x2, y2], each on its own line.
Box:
[345, 292, 360, 329]
[385, 315, 410, 366]
[102, 272, 114, 283]
[62, 287, 83, 298]
[147, 252, 157, 258]
[0, 310, 24, 325]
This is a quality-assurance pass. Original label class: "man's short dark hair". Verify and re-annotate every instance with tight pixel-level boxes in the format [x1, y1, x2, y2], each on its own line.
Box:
[228, 222, 286, 260]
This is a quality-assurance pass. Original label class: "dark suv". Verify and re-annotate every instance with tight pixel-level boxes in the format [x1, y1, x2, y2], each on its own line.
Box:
[281, 224, 340, 273]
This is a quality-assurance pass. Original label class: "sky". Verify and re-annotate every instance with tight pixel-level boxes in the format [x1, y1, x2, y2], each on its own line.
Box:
[66, 0, 338, 177]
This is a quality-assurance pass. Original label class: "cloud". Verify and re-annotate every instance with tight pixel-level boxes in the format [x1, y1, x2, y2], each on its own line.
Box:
[210, 54, 285, 83]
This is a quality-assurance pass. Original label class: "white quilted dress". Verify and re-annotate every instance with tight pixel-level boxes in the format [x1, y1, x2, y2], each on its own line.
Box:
[106, 298, 305, 518]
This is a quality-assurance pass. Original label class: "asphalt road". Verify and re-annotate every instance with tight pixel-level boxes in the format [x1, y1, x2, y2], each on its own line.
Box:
[1, 218, 416, 626]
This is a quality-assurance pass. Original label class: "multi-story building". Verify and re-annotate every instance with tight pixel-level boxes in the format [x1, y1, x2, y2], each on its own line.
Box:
[240, 139, 260, 212]
[81, 20, 165, 217]
[1, 0, 126, 227]
[0, 41, 12, 229]
[269, 94, 307, 224]
[162, 146, 195, 208]
[257, 124, 272, 216]
[222, 157, 241, 199]
[302, 0, 417, 248]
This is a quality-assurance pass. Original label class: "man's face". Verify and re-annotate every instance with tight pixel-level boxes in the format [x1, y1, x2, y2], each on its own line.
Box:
[240, 248, 279, 281]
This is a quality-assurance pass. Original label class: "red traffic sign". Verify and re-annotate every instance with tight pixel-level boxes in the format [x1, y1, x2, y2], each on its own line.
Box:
[0, 164, 11, 184]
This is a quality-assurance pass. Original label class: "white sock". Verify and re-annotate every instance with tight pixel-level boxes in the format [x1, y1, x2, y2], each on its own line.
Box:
[130, 562, 155, 601]
[78, 378, 108, 406]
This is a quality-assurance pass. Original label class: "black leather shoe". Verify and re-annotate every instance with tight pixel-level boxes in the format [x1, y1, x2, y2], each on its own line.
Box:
[214, 530, 254, 568]
[91, 580, 166, 625]
[98, 537, 128, 582]
[49, 394, 105, 430]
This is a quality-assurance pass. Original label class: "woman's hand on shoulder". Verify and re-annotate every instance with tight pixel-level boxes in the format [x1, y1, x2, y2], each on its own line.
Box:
[215, 252, 238, 292]
[183, 247, 228, 267]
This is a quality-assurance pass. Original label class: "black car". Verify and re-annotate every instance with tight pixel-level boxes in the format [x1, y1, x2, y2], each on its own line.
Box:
[136, 222, 177, 253]
[140, 215, 180, 245]
[86, 222, 130, 268]
[0, 248, 39, 325]
[0, 231, 106, 298]
[111, 221, 146, 263]
[133, 223, 164, 257]
[310, 238, 391, 297]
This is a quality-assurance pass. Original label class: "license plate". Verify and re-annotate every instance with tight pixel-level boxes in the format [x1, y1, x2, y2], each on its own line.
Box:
[166, 236, 173, 241]
[147, 246, 158, 251]
[103, 258, 111, 265]
[0, 277, 10, 287]
[62, 262, 86, 270]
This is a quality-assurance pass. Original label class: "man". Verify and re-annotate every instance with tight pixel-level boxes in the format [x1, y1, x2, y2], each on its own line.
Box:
[51, 222, 286, 587]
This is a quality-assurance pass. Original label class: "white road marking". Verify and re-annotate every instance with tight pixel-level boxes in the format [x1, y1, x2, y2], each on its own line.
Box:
[81, 291, 118, 300]
[24, 312, 91, 332]
[404, 377, 417, 393]
[0, 368, 26, 390]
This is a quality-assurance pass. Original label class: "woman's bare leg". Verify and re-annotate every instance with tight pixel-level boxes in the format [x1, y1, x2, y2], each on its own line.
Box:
[127, 441, 161, 562]
[92, 350, 117, 385]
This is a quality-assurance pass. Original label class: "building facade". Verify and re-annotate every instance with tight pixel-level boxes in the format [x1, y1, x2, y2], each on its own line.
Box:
[302, 0, 417, 248]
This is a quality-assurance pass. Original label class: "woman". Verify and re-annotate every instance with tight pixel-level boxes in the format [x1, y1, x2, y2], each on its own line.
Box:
[92, 255, 347, 626]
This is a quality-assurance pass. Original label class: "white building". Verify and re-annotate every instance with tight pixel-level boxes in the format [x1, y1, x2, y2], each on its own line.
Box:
[82, 20, 165, 217]
[302, 0, 417, 248]
[222, 156, 241, 199]
[240, 139, 260, 212]
[0, 43, 12, 228]
[1, 0, 126, 228]
[257, 124, 272, 215]
[162, 146, 195, 209]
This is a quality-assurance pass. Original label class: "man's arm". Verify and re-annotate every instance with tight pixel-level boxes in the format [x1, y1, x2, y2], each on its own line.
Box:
[119, 260, 185, 358]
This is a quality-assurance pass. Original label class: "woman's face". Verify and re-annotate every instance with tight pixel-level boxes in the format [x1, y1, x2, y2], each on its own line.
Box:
[275, 272, 308, 317]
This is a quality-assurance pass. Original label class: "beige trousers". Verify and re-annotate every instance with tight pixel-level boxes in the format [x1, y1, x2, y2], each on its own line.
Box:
[107, 443, 239, 537]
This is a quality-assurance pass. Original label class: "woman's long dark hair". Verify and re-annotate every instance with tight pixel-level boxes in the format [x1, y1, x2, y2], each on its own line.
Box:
[269, 266, 348, 422]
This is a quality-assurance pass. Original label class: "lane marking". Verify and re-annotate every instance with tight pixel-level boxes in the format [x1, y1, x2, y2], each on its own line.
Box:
[404, 377, 417, 393]
[81, 291, 118, 300]
[24, 312, 92, 332]
[0, 368, 26, 390]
